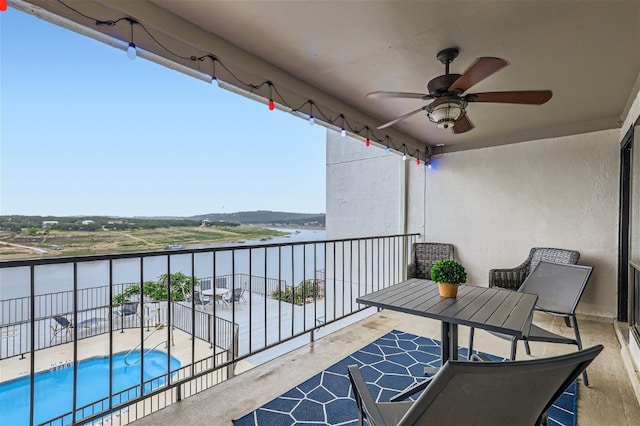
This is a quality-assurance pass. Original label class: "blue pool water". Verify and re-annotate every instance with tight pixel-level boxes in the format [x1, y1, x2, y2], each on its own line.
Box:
[0, 350, 180, 426]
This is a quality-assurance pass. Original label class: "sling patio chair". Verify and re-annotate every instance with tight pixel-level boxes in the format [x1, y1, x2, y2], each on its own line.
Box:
[222, 287, 247, 309]
[50, 315, 73, 343]
[407, 242, 454, 281]
[489, 247, 580, 290]
[469, 261, 595, 385]
[347, 344, 603, 426]
[50, 315, 105, 343]
[190, 290, 210, 311]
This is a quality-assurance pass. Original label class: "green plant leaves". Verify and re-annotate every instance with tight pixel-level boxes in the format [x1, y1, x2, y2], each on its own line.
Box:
[430, 259, 467, 284]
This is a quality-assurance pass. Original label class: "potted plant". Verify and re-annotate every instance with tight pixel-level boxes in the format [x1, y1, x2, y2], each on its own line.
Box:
[431, 259, 467, 297]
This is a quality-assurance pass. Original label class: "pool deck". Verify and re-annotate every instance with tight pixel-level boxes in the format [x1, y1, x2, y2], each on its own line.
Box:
[0, 326, 250, 384]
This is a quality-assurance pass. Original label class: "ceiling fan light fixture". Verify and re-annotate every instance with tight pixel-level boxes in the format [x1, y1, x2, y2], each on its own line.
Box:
[427, 98, 466, 129]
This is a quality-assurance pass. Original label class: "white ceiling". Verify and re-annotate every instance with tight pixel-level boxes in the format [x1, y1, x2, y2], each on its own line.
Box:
[15, 0, 640, 155]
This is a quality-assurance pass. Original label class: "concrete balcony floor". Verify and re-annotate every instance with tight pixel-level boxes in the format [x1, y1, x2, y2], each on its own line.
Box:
[134, 309, 640, 425]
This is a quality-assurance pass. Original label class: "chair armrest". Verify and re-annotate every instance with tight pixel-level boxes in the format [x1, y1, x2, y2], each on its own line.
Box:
[489, 265, 529, 290]
[348, 365, 387, 426]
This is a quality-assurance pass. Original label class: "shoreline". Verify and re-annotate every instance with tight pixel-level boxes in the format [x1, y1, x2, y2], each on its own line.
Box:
[0, 226, 324, 261]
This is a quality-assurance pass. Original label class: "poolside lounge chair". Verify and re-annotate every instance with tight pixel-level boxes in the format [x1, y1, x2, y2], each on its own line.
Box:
[50, 315, 105, 343]
[50, 315, 73, 343]
[347, 344, 603, 426]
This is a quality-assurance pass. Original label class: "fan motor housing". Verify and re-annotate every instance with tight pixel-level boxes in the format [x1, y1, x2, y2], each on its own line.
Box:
[428, 74, 461, 96]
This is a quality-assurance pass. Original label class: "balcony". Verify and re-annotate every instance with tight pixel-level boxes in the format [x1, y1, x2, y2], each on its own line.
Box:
[0, 233, 417, 425]
[1, 235, 638, 425]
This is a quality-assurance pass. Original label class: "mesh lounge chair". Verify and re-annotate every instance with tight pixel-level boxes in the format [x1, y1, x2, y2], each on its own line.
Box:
[489, 247, 580, 290]
[50, 315, 105, 342]
[348, 344, 603, 426]
[469, 261, 595, 385]
[407, 242, 454, 280]
[50, 315, 73, 343]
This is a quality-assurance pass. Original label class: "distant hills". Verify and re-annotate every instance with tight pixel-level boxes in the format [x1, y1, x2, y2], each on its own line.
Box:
[0, 211, 325, 230]
[189, 211, 325, 227]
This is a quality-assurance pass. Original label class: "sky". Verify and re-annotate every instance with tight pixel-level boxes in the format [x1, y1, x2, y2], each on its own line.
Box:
[0, 7, 327, 217]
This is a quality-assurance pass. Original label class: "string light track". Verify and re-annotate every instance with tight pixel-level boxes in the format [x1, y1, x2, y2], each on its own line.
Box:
[52, 0, 432, 166]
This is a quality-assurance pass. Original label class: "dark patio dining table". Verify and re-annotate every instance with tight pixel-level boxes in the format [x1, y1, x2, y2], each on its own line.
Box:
[356, 278, 538, 364]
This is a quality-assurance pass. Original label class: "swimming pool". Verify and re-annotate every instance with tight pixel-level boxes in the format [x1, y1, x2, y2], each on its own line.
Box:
[0, 350, 181, 426]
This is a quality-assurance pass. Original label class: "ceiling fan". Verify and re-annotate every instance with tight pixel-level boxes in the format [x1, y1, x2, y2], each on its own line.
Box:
[367, 47, 552, 134]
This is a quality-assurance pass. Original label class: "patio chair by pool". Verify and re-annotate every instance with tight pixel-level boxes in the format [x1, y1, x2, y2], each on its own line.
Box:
[189, 290, 210, 311]
[50, 315, 105, 343]
[115, 302, 138, 317]
[469, 261, 594, 385]
[407, 242, 454, 280]
[114, 302, 139, 331]
[347, 344, 603, 426]
[223, 287, 247, 309]
[50, 316, 73, 343]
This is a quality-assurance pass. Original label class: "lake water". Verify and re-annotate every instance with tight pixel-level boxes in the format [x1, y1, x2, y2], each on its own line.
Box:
[0, 229, 327, 301]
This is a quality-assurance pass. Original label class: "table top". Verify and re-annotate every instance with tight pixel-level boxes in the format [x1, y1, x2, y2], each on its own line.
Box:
[356, 278, 537, 338]
[201, 288, 229, 296]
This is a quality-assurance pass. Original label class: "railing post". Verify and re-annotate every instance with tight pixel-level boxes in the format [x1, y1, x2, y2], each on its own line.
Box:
[227, 323, 239, 379]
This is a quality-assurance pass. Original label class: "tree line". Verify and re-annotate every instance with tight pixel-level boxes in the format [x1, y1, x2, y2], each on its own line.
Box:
[0, 215, 240, 233]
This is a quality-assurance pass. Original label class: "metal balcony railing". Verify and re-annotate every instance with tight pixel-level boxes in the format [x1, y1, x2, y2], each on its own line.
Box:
[0, 233, 418, 426]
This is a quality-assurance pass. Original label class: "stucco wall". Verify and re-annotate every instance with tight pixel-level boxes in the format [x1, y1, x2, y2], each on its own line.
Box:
[408, 130, 620, 319]
[327, 128, 620, 319]
[326, 130, 406, 239]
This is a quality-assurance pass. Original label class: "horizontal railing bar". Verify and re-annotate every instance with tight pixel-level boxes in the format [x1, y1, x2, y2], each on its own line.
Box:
[0, 233, 419, 268]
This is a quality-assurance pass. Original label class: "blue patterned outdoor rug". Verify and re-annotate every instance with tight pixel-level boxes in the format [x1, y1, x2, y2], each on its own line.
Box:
[233, 330, 577, 426]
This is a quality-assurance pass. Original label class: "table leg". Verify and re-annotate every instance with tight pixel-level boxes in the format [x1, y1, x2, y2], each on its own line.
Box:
[449, 323, 458, 361]
[425, 321, 459, 376]
[441, 322, 450, 361]
[441, 322, 458, 362]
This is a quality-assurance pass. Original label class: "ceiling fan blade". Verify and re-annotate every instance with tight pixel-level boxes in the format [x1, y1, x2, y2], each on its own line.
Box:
[377, 106, 427, 129]
[466, 90, 552, 105]
[448, 57, 509, 92]
[452, 113, 473, 134]
[367, 91, 432, 100]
